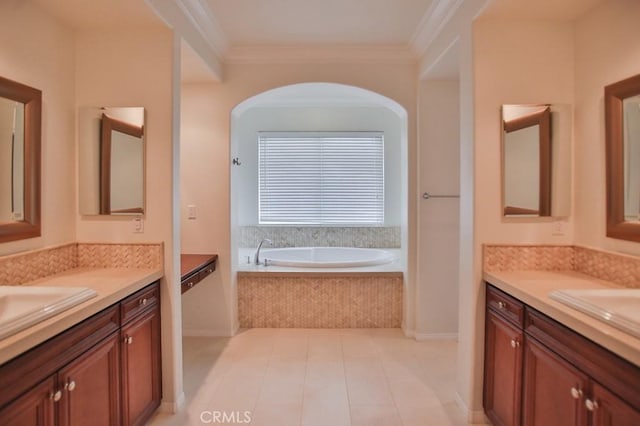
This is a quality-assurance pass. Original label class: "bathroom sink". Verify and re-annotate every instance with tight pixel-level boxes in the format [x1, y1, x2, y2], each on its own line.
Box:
[0, 286, 97, 340]
[549, 289, 640, 338]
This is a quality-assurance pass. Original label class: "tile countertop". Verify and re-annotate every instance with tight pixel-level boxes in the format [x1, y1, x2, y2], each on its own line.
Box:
[484, 269, 640, 368]
[0, 267, 163, 365]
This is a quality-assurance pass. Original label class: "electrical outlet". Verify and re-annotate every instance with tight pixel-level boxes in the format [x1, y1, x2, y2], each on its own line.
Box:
[187, 204, 197, 219]
[552, 220, 565, 236]
[133, 217, 144, 233]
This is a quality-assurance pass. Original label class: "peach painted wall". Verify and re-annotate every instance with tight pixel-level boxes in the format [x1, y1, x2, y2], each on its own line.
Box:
[574, 0, 640, 256]
[180, 82, 231, 336]
[74, 28, 182, 407]
[473, 18, 575, 246]
[179, 62, 418, 335]
[416, 79, 460, 337]
[463, 17, 576, 417]
[0, 1, 76, 256]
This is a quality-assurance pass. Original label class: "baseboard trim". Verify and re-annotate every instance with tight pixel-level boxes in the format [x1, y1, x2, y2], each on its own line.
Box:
[414, 332, 458, 341]
[160, 391, 185, 413]
[454, 391, 490, 424]
[182, 328, 236, 337]
[402, 326, 414, 338]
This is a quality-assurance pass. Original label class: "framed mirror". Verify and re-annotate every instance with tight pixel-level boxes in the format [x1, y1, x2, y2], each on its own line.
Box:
[0, 76, 41, 243]
[605, 73, 640, 242]
[502, 104, 551, 216]
[79, 107, 145, 216]
[501, 104, 572, 219]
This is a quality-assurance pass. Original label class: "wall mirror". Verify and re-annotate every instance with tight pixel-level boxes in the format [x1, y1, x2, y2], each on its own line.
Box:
[78, 107, 145, 216]
[605, 73, 640, 242]
[0, 76, 41, 243]
[501, 104, 572, 218]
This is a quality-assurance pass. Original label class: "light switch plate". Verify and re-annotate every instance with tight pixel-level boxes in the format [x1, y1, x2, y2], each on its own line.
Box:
[187, 205, 197, 220]
[133, 217, 144, 233]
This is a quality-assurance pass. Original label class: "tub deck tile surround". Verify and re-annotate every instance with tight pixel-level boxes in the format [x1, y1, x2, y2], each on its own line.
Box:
[0, 242, 163, 286]
[238, 272, 403, 328]
[483, 244, 640, 289]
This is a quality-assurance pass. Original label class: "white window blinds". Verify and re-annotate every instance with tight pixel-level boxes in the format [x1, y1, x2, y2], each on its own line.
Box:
[258, 132, 384, 225]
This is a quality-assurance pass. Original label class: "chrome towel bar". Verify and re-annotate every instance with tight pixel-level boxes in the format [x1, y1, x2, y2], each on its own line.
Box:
[422, 192, 460, 199]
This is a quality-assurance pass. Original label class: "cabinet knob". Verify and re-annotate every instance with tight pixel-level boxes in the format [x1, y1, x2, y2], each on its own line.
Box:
[570, 387, 583, 399]
[510, 339, 520, 349]
[50, 390, 62, 402]
[497, 301, 507, 310]
[188, 282, 194, 288]
[139, 298, 148, 306]
[65, 380, 76, 392]
[585, 399, 599, 411]
[124, 336, 133, 345]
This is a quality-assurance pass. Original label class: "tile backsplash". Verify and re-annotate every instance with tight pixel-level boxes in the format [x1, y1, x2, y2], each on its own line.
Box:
[239, 226, 401, 248]
[0, 242, 163, 286]
[484, 244, 640, 289]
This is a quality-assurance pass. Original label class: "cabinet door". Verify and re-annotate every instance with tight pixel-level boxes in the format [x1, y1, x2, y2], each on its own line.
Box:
[484, 309, 523, 426]
[58, 333, 120, 426]
[121, 306, 161, 426]
[589, 382, 640, 426]
[0, 376, 56, 426]
[523, 337, 588, 426]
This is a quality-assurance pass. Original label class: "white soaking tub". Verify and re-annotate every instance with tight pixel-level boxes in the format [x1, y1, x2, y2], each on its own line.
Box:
[260, 247, 395, 268]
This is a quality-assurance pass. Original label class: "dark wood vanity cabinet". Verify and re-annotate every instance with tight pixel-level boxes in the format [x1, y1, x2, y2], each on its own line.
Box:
[0, 281, 161, 426]
[522, 336, 588, 426]
[120, 285, 161, 426]
[484, 288, 524, 426]
[0, 376, 56, 425]
[484, 284, 640, 426]
[58, 333, 121, 426]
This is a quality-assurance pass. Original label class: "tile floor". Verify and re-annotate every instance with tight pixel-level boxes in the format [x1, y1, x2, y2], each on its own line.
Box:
[150, 328, 467, 426]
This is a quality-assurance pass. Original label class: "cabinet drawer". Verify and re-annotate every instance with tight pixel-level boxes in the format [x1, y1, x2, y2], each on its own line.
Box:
[486, 285, 524, 327]
[181, 272, 201, 293]
[121, 283, 159, 325]
[198, 261, 216, 280]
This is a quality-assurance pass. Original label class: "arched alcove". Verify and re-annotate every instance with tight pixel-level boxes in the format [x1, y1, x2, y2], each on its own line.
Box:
[229, 82, 409, 328]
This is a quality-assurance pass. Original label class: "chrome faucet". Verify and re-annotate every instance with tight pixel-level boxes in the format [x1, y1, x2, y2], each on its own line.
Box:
[254, 239, 273, 265]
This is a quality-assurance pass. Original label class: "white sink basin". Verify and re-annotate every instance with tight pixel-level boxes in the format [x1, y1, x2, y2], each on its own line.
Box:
[0, 286, 97, 340]
[549, 289, 640, 338]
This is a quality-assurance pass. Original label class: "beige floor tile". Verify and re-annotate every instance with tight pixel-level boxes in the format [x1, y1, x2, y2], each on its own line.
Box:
[151, 329, 462, 426]
[380, 357, 425, 379]
[344, 356, 385, 379]
[225, 356, 270, 378]
[396, 401, 467, 426]
[341, 335, 379, 358]
[305, 359, 346, 384]
[387, 376, 441, 406]
[349, 404, 403, 426]
[265, 358, 307, 383]
[346, 376, 394, 404]
[301, 396, 351, 426]
[250, 402, 303, 426]
[258, 378, 305, 405]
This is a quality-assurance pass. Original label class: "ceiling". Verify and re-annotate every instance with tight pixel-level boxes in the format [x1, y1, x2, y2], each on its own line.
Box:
[481, 0, 604, 21]
[205, 0, 435, 46]
[30, 0, 606, 82]
[33, 0, 165, 30]
[32, 0, 606, 43]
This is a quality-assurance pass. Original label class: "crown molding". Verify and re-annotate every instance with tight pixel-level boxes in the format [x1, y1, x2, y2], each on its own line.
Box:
[175, 0, 228, 57]
[410, 0, 465, 57]
[224, 45, 418, 65]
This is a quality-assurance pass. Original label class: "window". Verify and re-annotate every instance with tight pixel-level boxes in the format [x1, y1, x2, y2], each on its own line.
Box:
[258, 132, 384, 225]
